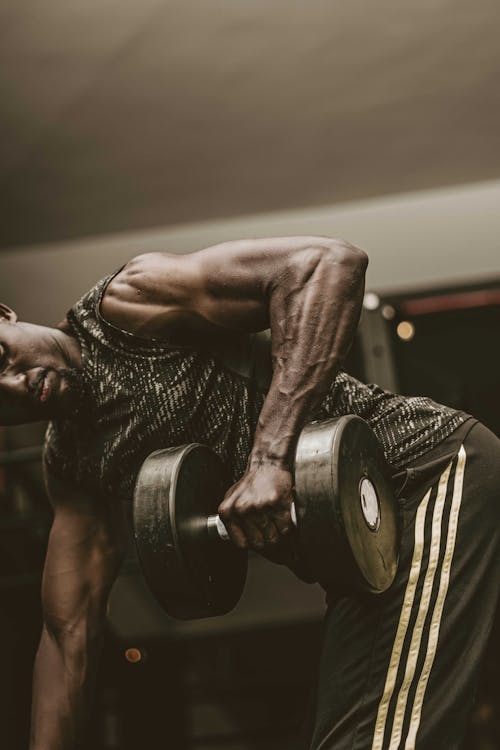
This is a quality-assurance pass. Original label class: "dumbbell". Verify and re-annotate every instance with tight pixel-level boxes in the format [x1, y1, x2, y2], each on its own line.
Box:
[133, 415, 401, 620]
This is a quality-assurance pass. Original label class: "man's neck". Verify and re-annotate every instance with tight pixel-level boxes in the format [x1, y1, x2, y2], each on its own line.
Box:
[54, 319, 83, 370]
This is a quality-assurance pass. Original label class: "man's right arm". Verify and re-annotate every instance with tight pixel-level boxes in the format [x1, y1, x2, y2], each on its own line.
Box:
[30, 469, 126, 750]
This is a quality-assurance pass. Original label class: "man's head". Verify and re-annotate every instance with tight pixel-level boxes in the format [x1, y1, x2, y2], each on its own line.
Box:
[0, 304, 84, 425]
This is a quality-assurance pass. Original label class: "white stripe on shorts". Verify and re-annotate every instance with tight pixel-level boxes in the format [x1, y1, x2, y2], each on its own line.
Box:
[371, 446, 466, 750]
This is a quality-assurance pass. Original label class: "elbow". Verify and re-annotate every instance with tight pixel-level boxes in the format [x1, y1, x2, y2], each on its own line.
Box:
[278, 239, 368, 294]
[323, 238, 368, 272]
[293, 238, 367, 274]
[294, 239, 368, 284]
[43, 610, 106, 656]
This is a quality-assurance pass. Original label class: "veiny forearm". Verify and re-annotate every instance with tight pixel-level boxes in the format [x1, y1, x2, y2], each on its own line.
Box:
[250, 242, 367, 467]
[30, 625, 102, 750]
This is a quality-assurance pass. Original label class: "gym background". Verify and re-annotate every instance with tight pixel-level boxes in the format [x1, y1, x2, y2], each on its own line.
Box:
[1, 2, 500, 748]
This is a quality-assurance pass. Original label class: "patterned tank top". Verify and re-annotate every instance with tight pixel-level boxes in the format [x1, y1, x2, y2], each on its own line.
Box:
[44, 275, 468, 502]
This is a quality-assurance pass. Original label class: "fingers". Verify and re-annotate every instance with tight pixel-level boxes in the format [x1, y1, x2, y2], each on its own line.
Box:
[241, 515, 267, 550]
[218, 502, 266, 550]
[250, 511, 280, 546]
[217, 465, 295, 552]
[272, 508, 294, 537]
[218, 501, 291, 551]
[218, 501, 247, 549]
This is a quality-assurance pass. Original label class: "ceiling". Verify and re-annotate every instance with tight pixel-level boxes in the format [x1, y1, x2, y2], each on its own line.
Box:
[1, 0, 500, 249]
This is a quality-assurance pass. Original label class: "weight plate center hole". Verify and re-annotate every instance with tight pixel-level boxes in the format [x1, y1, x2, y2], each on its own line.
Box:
[359, 476, 381, 533]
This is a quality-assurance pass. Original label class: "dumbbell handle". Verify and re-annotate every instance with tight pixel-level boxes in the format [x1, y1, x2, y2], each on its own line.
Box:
[207, 502, 298, 542]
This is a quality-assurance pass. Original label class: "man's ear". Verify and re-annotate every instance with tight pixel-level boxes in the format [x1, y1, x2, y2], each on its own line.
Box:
[0, 303, 18, 323]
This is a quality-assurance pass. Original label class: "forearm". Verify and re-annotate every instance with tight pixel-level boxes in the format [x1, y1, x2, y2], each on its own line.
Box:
[249, 241, 367, 467]
[30, 624, 102, 750]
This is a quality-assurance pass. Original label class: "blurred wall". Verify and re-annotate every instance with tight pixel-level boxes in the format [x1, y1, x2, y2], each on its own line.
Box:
[3, 0, 500, 249]
[1, 178, 500, 325]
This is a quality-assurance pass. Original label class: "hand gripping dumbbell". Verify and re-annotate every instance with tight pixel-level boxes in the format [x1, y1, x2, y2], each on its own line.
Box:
[133, 416, 401, 620]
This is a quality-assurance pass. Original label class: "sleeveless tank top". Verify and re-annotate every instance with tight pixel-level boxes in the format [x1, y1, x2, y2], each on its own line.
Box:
[44, 275, 468, 502]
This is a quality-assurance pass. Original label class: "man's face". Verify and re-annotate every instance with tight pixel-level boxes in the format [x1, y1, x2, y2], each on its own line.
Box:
[0, 305, 82, 425]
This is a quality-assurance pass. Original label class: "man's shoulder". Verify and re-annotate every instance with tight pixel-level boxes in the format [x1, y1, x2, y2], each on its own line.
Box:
[63, 271, 120, 338]
[43, 420, 79, 482]
[43, 448, 109, 510]
[99, 254, 204, 343]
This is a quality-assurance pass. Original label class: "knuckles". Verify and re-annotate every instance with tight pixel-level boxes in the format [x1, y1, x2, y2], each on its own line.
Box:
[217, 503, 232, 522]
[262, 490, 281, 505]
[219, 495, 287, 519]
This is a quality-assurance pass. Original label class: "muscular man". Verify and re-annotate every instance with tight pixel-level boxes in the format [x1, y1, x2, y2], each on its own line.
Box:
[0, 236, 498, 749]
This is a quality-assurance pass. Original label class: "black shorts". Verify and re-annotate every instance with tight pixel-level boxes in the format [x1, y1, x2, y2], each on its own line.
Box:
[310, 418, 500, 749]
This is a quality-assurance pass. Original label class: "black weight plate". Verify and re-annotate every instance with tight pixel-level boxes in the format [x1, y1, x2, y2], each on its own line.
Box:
[337, 417, 400, 592]
[133, 444, 248, 620]
[294, 416, 400, 593]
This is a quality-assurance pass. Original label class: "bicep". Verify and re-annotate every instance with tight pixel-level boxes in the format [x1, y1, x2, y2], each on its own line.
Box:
[42, 471, 127, 633]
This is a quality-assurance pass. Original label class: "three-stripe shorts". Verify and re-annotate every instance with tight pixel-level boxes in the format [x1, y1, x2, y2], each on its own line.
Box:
[310, 418, 500, 749]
